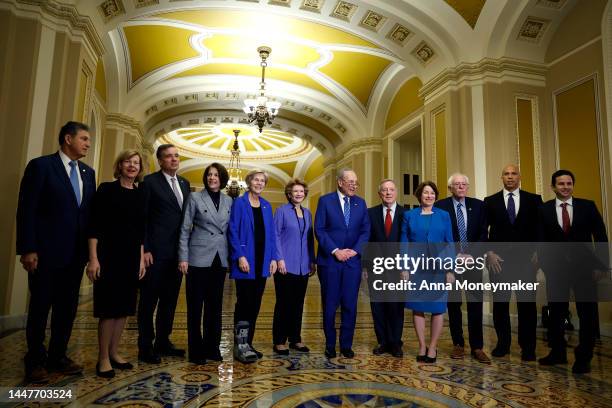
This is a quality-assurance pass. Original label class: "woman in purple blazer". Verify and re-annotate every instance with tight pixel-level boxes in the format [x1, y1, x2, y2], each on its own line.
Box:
[272, 179, 316, 354]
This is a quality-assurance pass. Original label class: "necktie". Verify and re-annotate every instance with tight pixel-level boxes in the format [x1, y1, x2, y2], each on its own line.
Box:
[456, 203, 467, 249]
[69, 161, 81, 206]
[507, 192, 516, 224]
[171, 177, 183, 208]
[561, 202, 570, 236]
[384, 208, 392, 238]
[343, 196, 350, 227]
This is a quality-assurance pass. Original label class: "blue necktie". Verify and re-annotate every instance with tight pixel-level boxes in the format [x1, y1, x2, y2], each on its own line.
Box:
[456, 202, 467, 250]
[507, 192, 516, 224]
[69, 161, 81, 206]
[343, 196, 350, 227]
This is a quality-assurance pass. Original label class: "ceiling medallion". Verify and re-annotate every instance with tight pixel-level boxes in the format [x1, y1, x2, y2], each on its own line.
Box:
[243, 46, 281, 133]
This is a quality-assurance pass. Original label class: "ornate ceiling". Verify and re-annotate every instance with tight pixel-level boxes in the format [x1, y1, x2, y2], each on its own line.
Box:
[77, 0, 581, 188]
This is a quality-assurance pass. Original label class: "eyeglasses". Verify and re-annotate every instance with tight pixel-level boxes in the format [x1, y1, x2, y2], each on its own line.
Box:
[451, 183, 468, 187]
[342, 180, 360, 188]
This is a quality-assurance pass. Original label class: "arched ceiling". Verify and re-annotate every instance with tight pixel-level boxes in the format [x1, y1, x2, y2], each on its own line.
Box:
[81, 0, 582, 183]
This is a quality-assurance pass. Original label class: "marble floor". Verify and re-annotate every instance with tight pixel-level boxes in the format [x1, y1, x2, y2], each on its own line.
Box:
[1, 279, 611, 407]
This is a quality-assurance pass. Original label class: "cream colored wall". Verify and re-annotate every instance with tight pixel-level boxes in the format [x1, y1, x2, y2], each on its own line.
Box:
[546, 0, 608, 63]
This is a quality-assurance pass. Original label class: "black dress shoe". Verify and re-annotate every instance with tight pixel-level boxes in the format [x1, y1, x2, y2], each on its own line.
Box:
[340, 348, 355, 358]
[138, 348, 161, 364]
[538, 353, 567, 366]
[372, 345, 386, 355]
[96, 363, 115, 379]
[188, 357, 207, 365]
[273, 345, 289, 355]
[47, 357, 83, 375]
[521, 352, 536, 362]
[572, 361, 591, 374]
[26, 365, 49, 384]
[289, 343, 310, 353]
[155, 342, 185, 357]
[390, 347, 403, 358]
[206, 351, 223, 362]
[110, 358, 133, 370]
[491, 346, 510, 357]
[324, 347, 336, 358]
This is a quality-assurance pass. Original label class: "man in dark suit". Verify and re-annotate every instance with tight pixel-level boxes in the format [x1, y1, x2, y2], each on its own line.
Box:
[484, 164, 542, 361]
[367, 179, 405, 357]
[537, 169, 608, 374]
[138, 144, 191, 363]
[16, 121, 95, 383]
[435, 173, 490, 364]
[315, 168, 370, 358]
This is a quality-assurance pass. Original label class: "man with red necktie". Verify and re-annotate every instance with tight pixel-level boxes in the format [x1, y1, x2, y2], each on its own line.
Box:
[537, 169, 608, 374]
[366, 179, 406, 357]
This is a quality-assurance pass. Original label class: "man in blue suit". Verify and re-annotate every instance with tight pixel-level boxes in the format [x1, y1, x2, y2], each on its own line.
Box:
[315, 168, 370, 358]
[16, 121, 95, 383]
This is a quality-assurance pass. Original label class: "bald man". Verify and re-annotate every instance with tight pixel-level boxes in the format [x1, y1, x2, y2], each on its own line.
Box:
[484, 165, 542, 362]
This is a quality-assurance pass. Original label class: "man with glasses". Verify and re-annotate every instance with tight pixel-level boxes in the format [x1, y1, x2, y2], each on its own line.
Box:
[315, 168, 370, 358]
[435, 173, 490, 363]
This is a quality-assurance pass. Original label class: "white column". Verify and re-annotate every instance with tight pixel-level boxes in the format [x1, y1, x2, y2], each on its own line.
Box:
[471, 84, 487, 199]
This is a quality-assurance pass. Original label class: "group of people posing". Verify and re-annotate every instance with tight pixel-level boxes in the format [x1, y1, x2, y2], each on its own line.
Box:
[16, 121, 608, 384]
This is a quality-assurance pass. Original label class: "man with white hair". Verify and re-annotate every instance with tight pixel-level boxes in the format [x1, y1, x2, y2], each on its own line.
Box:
[435, 173, 490, 363]
[315, 168, 370, 358]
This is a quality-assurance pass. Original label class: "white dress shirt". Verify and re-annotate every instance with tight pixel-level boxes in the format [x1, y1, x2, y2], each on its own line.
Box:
[503, 188, 520, 216]
[555, 197, 573, 228]
[58, 149, 83, 198]
[337, 190, 348, 212]
[382, 202, 397, 222]
[162, 171, 183, 203]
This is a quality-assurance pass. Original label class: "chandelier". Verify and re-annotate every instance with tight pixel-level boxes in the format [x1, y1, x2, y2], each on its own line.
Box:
[226, 129, 247, 198]
[243, 46, 281, 133]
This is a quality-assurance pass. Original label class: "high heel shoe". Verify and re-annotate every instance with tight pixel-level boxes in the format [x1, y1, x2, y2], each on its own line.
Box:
[273, 345, 289, 355]
[110, 358, 133, 370]
[96, 363, 115, 378]
[424, 349, 437, 363]
[416, 347, 428, 363]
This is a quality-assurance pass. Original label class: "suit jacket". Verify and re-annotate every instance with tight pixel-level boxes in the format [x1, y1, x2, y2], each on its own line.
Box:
[228, 193, 277, 279]
[368, 204, 405, 243]
[274, 203, 315, 275]
[435, 196, 487, 244]
[484, 189, 542, 242]
[314, 191, 370, 268]
[141, 170, 191, 261]
[178, 189, 232, 268]
[16, 152, 95, 268]
[538, 197, 609, 274]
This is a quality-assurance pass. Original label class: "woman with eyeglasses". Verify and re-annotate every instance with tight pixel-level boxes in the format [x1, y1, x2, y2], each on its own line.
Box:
[272, 179, 316, 355]
[228, 170, 278, 363]
[86, 150, 146, 378]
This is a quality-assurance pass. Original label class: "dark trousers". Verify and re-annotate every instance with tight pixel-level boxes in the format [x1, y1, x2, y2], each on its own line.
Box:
[318, 264, 361, 349]
[448, 269, 484, 350]
[491, 262, 536, 353]
[234, 277, 267, 345]
[137, 259, 183, 350]
[370, 301, 404, 350]
[546, 271, 597, 362]
[186, 255, 226, 360]
[272, 273, 309, 345]
[25, 262, 84, 368]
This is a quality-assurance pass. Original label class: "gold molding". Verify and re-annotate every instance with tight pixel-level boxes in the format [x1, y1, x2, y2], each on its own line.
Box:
[106, 113, 145, 140]
[420, 58, 547, 101]
[5, 0, 105, 58]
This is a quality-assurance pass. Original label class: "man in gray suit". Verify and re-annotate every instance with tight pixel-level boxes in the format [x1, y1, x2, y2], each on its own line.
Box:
[178, 163, 232, 364]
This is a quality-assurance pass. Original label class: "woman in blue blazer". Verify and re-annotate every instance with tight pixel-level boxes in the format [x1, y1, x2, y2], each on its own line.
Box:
[228, 170, 277, 362]
[401, 181, 454, 363]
